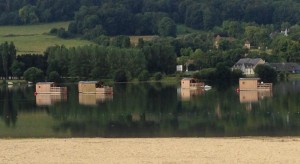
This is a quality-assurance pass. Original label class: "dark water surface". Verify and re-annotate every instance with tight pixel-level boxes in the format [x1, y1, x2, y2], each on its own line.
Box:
[1, 81, 300, 138]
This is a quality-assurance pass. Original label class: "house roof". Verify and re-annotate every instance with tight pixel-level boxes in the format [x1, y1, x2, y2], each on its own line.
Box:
[234, 58, 264, 67]
[267, 63, 300, 72]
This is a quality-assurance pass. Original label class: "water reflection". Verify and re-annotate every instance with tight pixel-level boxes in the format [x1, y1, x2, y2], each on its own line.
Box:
[0, 82, 300, 138]
[179, 88, 204, 101]
[79, 93, 113, 106]
[36, 94, 67, 106]
[239, 90, 272, 103]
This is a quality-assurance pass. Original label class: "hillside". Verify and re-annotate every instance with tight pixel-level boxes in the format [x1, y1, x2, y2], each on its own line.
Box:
[0, 22, 94, 54]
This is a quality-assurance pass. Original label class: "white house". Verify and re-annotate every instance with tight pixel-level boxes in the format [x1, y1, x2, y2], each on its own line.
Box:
[232, 58, 265, 75]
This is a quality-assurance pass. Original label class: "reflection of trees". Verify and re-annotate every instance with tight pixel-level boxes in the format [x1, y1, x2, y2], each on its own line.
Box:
[0, 86, 37, 127]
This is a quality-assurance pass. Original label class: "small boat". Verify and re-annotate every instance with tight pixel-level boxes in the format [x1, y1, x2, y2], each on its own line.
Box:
[204, 85, 212, 90]
[7, 82, 13, 85]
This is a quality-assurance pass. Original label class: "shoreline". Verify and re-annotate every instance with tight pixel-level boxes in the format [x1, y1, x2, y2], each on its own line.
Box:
[1, 137, 300, 163]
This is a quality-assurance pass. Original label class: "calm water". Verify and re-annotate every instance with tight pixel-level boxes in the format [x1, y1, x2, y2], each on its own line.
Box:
[1, 81, 300, 138]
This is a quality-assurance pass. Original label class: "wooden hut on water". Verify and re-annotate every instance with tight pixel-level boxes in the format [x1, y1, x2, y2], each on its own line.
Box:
[35, 82, 67, 94]
[78, 81, 113, 94]
[181, 78, 205, 89]
[239, 78, 272, 91]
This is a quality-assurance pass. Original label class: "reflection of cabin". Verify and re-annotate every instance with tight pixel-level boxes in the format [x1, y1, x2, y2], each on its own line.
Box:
[239, 78, 272, 91]
[78, 81, 113, 94]
[36, 94, 67, 106]
[239, 90, 272, 103]
[36, 82, 67, 94]
[180, 88, 204, 101]
[79, 93, 113, 105]
[181, 78, 204, 89]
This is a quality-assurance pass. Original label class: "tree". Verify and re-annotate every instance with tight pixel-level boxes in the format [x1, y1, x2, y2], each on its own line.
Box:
[158, 17, 176, 37]
[18, 5, 39, 24]
[254, 65, 277, 83]
[23, 67, 45, 83]
[10, 60, 25, 79]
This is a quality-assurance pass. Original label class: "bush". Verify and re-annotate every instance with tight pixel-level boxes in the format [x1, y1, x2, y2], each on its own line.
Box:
[254, 65, 277, 83]
[193, 68, 216, 80]
[49, 28, 58, 34]
[48, 71, 62, 83]
[153, 72, 163, 81]
[57, 28, 70, 38]
[114, 70, 128, 82]
[138, 70, 150, 81]
[23, 67, 45, 83]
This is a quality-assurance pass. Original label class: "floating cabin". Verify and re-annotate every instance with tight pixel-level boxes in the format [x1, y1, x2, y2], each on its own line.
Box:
[181, 78, 205, 89]
[78, 81, 113, 94]
[35, 82, 67, 94]
[239, 78, 272, 91]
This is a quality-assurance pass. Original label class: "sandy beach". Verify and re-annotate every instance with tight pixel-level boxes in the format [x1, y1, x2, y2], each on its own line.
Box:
[0, 137, 300, 164]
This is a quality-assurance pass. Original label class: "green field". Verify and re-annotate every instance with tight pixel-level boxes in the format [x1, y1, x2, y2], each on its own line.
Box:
[0, 22, 94, 54]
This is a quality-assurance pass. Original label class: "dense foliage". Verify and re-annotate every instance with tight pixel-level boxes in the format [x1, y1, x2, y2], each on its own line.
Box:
[1, 0, 300, 36]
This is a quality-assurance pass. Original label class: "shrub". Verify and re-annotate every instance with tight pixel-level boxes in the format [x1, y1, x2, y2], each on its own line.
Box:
[48, 71, 61, 83]
[153, 72, 162, 81]
[114, 70, 128, 82]
[138, 70, 150, 81]
[49, 28, 58, 34]
[23, 67, 45, 83]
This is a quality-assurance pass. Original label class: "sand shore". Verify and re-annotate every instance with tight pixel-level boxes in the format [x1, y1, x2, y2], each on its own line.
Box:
[0, 137, 299, 163]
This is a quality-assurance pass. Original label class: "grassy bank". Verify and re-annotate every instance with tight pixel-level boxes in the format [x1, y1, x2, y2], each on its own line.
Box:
[0, 22, 94, 54]
[0, 80, 27, 85]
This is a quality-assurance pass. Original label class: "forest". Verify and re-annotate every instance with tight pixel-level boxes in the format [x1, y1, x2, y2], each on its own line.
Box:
[1, 0, 300, 83]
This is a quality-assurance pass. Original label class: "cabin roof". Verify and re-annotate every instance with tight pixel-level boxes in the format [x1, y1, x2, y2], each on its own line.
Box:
[78, 81, 99, 84]
[240, 78, 260, 80]
[36, 82, 55, 85]
[181, 78, 195, 81]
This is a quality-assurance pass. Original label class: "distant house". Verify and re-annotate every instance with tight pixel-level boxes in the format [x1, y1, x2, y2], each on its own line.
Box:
[232, 58, 265, 75]
[267, 62, 300, 73]
[244, 41, 251, 49]
[214, 35, 234, 49]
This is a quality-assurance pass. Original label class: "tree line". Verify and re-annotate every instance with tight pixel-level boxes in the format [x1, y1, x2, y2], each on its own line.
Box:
[1, 0, 300, 35]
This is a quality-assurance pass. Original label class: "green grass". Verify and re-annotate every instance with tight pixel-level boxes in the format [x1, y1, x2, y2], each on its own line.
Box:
[0, 79, 27, 85]
[288, 74, 300, 79]
[0, 22, 94, 54]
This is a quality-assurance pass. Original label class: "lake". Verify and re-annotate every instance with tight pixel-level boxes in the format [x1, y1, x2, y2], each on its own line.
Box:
[0, 80, 300, 138]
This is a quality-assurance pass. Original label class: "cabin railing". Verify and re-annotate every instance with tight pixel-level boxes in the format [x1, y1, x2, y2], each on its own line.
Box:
[96, 86, 113, 93]
[190, 82, 205, 88]
[257, 83, 272, 90]
[50, 87, 67, 93]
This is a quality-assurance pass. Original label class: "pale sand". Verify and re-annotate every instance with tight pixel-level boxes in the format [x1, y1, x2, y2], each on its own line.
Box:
[0, 138, 300, 164]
